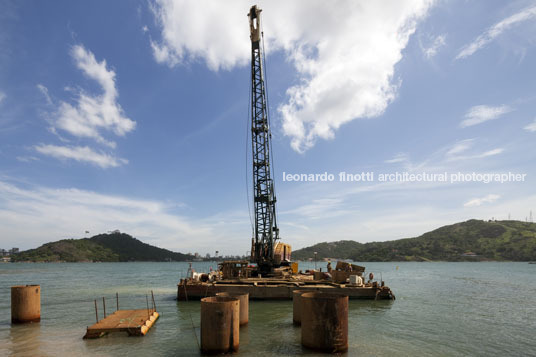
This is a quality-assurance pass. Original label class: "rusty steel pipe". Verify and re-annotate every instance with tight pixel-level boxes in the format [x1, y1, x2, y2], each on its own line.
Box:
[300, 292, 348, 353]
[216, 292, 249, 325]
[200, 296, 240, 353]
[292, 290, 307, 326]
[11, 285, 41, 324]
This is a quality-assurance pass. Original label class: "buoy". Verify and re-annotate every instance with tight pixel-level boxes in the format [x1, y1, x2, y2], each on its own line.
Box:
[200, 296, 240, 353]
[11, 285, 41, 324]
[216, 292, 249, 325]
[301, 292, 348, 353]
[292, 290, 306, 326]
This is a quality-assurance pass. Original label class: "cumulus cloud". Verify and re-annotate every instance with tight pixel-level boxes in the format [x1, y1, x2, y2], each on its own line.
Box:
[525, 118, 536, 132]
[456, 5, 536, 59]
[35, 45, 135, 168]
[150, 0, 435, 152]
[460, 105, 511, 128]
[422, 34, 446, 59]
[35, 144, 127, 168]
[464, 194, 500, 207]
[52, 45, 135, 147]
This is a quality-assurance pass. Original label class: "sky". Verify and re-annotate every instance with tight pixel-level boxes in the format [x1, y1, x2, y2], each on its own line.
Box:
[0, 0, 535, 255]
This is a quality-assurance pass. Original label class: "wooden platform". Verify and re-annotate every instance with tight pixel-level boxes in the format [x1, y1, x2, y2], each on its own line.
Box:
[83, 309, 159, 339]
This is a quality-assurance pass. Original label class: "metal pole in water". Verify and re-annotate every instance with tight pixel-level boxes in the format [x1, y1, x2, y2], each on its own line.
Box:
[102, 297, 106, 318]
[94, 299, 98, 323]
[116, 292, 119, 311]
[146, 294, 150, 320]
[151, 290, 156, 312]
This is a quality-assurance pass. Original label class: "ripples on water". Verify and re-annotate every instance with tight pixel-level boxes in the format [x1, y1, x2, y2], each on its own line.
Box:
[1, 262, 535, 356]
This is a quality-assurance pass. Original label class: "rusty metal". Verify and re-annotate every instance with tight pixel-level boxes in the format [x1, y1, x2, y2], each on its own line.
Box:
[216, 292, 249, 325]
[301, 292, 348, 353]
[200, 296, 240, 353]
[11, 285, 41, 324]
[292, 290, 306, 326]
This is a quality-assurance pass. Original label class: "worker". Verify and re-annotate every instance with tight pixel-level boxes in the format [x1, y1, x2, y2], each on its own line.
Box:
[327, 260, 332, 273]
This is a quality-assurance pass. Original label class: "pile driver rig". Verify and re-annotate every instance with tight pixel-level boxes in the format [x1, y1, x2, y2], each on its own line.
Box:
[248, 5, 289, 275]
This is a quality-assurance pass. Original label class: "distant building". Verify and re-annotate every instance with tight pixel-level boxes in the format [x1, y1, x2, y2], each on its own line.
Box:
[1, 249, 7, 257]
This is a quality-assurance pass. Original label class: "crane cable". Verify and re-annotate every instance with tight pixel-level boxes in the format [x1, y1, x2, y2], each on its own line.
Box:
[246, 52, 254, 237]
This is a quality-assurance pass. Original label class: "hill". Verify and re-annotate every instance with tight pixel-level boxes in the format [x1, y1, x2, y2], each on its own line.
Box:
[292, 219, 536, 262]
[11, 232, 193, 262]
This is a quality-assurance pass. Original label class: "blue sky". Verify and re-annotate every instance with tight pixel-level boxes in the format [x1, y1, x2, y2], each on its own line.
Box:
[1, 0, 535, 255]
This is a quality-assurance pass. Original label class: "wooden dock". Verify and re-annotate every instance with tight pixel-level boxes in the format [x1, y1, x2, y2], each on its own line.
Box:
[83, 309, 159, 339]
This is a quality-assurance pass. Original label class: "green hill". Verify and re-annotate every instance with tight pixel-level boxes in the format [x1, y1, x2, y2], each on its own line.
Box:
[292, 219, 536, 262]
[11, 232, 193, 262]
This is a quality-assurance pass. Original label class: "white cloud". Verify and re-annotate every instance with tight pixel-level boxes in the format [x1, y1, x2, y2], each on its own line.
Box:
[34, 144, 127, 168]
[446, 139, 474, 156]
[142, 25, 149, 33]
[422, 34, 446, 58]
[385, 153, 409, 164]
[150, 0, 435, 152]
[52, 45, 135, 147]
[464, 194, 500, 207]
[524, 118, 536, 132]
[456, 5, 536, 59]
[0, 91, 5, 104]
[36, 84, 52, 105]
[0, 180, 213, 251]
[460, 105, 511, 128]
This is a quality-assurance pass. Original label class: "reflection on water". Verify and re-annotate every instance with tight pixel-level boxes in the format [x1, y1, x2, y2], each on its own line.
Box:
[0, 262, 535, 356]
[9, 323, 46, 357]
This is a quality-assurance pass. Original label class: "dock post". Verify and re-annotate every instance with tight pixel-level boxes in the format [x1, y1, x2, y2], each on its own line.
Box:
[301, 292, 348, 353]
[11, 285, 41, 324]
[94, 299, 98, 323]
[116, 292, 119, 311]
[103, 297, 106, 318]
[200, 296, 239, 353]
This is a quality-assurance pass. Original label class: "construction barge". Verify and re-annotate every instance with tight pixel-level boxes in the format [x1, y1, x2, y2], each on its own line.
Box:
[178, 261, 395, 301]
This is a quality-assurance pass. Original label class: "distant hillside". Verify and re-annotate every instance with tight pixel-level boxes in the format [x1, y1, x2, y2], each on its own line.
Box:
[11, 232, 193, 262]
[292, 220, 536, 262]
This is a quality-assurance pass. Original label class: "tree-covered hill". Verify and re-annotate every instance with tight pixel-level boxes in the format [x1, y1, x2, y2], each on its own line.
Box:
[292, 219, 536, 262]
[11, 232, 193, 262]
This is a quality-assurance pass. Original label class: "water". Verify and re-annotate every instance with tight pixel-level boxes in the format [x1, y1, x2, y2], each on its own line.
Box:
[1, 262, 535, 356]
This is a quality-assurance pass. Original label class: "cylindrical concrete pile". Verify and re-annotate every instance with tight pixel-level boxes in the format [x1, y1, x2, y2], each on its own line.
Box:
[301, 292, 348, 353]
[11, 285, 41, 324]
[216, 292, 249, 325]
[200, 296, 240, 353]
[292, 290, 307, 326]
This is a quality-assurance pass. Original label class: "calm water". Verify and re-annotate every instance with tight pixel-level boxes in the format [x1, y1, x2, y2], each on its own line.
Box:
[1, 262, 535, 356]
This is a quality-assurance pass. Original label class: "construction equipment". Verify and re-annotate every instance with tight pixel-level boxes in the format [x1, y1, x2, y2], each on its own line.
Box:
[248, 5, 287, 275]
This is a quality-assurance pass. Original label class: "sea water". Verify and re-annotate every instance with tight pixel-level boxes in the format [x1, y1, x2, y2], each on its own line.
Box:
[1, 262, 535, 356]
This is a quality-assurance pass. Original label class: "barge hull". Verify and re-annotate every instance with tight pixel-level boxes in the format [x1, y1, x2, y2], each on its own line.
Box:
[177, 281, 393, 301]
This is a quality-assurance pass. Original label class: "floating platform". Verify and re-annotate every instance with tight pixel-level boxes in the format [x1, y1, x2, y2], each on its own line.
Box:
[83, 309, 159, 339]
[177, 278, 395, 301]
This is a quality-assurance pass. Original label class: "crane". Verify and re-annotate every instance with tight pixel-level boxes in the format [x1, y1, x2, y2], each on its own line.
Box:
[248, 5, 288, 275]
